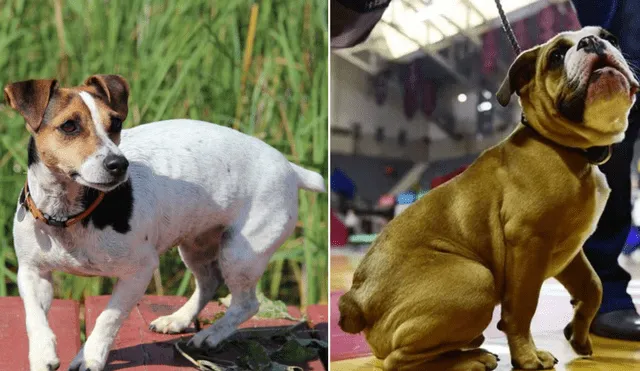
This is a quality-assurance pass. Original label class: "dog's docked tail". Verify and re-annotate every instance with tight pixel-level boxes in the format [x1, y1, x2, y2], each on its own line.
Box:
[290, 163, 326, 193]
[338, 291, 367, 334]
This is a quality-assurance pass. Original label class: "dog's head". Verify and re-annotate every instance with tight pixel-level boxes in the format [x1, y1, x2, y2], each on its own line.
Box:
[4, 75, 130, 192]
[497, 26, 639, 149]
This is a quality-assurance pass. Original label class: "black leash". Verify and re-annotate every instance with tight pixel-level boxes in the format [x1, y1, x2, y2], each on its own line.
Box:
[493, 0, 612, 165]
[495, 0, 521, 55]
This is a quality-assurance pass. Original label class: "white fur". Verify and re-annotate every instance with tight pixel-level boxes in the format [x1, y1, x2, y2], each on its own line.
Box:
[77, 92, 127, 189]
[558, 27, 638, 145]
[563, 26, 638, 92]
[14, 119, 325, 371]
[633, 197, 640, 227]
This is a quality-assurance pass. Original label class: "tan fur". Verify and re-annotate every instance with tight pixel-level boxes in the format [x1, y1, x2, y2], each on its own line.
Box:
[36, 91, 101, 172]
[3, 76, 128, 178]
[3, 79, 57, 132]
[339, 28, 635, 371]
[498, 29, 635, 149]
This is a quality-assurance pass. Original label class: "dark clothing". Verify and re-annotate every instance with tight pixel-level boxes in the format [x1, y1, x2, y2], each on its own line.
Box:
[584, 105, 640, 313]
[572, 0, 640, 74]
[331, 0, 391, 48]
[572, 0, 639, 313]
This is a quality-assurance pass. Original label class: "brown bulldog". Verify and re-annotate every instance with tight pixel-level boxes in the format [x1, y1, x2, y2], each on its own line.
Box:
[338, 26, 639, 371]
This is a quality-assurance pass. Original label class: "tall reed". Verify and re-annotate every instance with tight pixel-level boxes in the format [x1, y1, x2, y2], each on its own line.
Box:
[0, 0, 328, 306]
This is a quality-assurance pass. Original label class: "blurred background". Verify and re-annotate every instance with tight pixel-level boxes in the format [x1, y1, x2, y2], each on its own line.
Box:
[0, 0, 328, 310]
[330, 0, 640, 264]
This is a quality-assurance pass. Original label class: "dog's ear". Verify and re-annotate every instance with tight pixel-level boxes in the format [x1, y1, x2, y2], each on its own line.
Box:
[3, 79, 58, 132]
[84, 74, 130, 118]
[496, 47, 540, 107]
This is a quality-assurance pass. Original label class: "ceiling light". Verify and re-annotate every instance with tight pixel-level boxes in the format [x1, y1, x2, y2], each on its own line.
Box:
[457, 93, 467, 103]
[477, 101, 493, 112]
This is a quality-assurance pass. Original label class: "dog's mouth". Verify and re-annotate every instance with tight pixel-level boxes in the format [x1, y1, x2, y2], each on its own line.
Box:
[71, 172, 127, 192]
[590, 58, 611, 73]
[588, 57, 639, 97]
[558, 56, 638, 123]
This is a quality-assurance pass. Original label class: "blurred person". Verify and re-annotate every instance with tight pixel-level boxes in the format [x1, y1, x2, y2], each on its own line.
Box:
[572, 0, 640, 340]
[331, 0, 391, 48]
[345, 209, 363, 234]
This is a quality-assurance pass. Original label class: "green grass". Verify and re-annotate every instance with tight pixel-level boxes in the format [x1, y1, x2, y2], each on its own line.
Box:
[0, 0, 328, 306]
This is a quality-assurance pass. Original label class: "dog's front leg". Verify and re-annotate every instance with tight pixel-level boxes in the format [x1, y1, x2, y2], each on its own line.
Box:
[555, 250, 602, 356]
[500, 234, 557, 370]
[18, 267, 59, 371]
[69, 256, 158, 371]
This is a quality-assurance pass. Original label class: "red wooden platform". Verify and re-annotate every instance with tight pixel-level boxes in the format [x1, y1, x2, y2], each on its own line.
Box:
[0, 296, 328, 370]
[0, 297, 82, 370]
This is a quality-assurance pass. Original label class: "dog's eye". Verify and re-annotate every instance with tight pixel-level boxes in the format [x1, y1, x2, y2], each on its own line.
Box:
[59, 120, 80, 134]
[604, 34, 619, 48]
[548, 46, 569, 68]
[110, 117, 123, 133]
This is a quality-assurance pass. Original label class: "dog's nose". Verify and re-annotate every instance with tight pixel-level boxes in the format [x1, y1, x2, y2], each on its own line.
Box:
[103, 154, 129, 176]
[577, 36, 605, 56]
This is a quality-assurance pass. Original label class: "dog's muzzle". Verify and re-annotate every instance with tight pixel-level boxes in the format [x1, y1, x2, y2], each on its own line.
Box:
[577, 36, 606, 56]
[103, 154, 129, 177]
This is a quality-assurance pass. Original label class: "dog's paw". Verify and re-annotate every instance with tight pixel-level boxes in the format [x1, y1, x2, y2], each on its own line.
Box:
[30, 358, 60, 371]
[511, 349, 558, 370]
[68, 349, 103, 371]
[569, 336, 593, 356]
[563, 322, 593, 356]
[149, 314, 192, 334]
[187, 330, 222, 351]
[68, 358, 103, 371]
[29, 336, 60, 371]
[536, 350, 558, 367]
[435, 349, 499, 371]
[474, 350, 499, 370]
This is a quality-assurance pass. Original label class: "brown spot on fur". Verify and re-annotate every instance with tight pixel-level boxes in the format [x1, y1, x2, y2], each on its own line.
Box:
[33, 88, 115, 175]
[3, 79, 58, 132]
[6, 76, 129, 180]
[83, 74, 130, 118]
[74, 86, 124, 144]
[194, 225, 227, 248]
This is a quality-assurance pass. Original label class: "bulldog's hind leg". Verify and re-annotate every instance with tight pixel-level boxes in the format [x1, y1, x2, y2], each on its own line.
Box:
[382, 259, 497, 371]
[428, 349, 499, 371]
[387, 348, 499, 371]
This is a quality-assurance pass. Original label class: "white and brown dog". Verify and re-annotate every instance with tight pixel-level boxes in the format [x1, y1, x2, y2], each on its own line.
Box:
[4, 75, 325, 371]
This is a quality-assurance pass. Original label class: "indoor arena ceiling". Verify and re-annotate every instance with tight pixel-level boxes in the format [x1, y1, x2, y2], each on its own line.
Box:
[334, 0, 569, 75]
